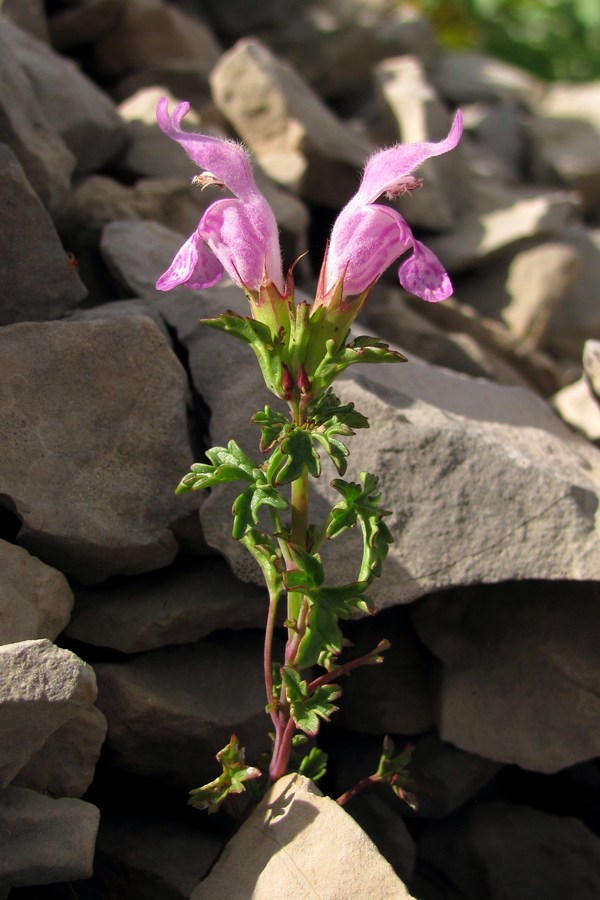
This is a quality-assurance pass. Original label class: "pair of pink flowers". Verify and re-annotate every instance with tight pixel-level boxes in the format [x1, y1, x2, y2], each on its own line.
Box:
[155, 97, 463, 306]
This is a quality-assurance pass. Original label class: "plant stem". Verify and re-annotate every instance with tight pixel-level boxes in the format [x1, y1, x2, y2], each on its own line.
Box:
[336, 774, 380, 807]
[263, 589, 280, 731]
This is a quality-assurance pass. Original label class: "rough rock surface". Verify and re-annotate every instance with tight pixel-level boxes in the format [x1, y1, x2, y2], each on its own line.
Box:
[412, 581, 600, 772]
[13, 706, 107, 799]
[415, 802, 600, 900]
[210, 38, 373, 206]
[0, 316, 204, 583]
[66, 556, 267, 653]
[94, 633, 269, 786]
[0, 540, 73, 645]
[72, 815, 225, 900]
[0, 145, 87, 325]
[0, 640, 97, 789]
[191, 773, 414, 899]
[0, 786, 100, 887]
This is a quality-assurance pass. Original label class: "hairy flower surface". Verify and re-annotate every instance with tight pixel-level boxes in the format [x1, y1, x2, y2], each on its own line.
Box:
[155, 98, 284, 294]
[318, 111, 463, 304]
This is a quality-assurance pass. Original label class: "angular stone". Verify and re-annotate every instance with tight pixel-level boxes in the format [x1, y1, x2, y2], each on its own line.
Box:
[344, 791, 416, 884]
[93, 0, 221, 106]
[66, 556, 266, 653]
[430, 51, 544, 106]
[13, 706, 107, 799]
[335, 609, 434, 736]
[428, 185, 579, 271]
[3, 18, 128, 175]
[193, 305, 600, 602]
[0, 640, 97, 788]
[94, 633, 269, 786]
[73, 814, 225, 900]
[530, 81, 600, 213]
[190, 773, 414, 899]
[415, 802, 600, 900]
[0, 145, 87, 325]
[48, 0, 124, 51]
[0, 316, 204, 583]
[374, 55, 467, 230]
[552, 376, 600, 441]
[210, 38, 373, 207]
[0, 786, 99, 887]
[404, 734, 501, 818]
[2, 0, 50, 43]
[584, 339, 600, 400]
[544, 226, 600, 359]
[412, 582, 600, 772]
[0, 540, 73, 646]
[0, 26, 75, 215]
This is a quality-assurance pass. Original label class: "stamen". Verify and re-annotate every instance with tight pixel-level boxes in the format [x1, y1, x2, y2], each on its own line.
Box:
[385, 175, 423, 200]
[191, 171, 226, 191]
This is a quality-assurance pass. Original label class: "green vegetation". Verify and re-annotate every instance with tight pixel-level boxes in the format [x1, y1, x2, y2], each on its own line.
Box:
[414, 0, 600, 82]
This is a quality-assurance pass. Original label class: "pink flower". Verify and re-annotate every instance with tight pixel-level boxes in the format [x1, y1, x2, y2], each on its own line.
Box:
[318, 111, 463, 304]
[155, 98, 284, 295]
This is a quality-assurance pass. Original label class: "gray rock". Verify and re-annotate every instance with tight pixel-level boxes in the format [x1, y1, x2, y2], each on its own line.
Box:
[0, 640, 97, 789]
[210, 38, 373, 207]
[0, 145, 86, 325]
[0, 540, 73, 646]
[13, 706, 107, 799]
[2, 18, 128, 175]
[66, 556, 267, 653]
[427, 184, 579, 272]
[412, 582, 600, 772]
[100, 219, 191, 300]
[430, 51, 544, 106]
[191, 772, 414, 899]
[0, 785, 99, 887]
[342, 791, 416, 884]
[544, 225, 600, 359]
[0, 316, 204, 583]
[530, 81, 600, 214]
[73, 814, 225, 900]
[94, 633, 269, 786]
[415, 802, 600, 900]
[92, 0, 221, 108]
[336, 610, 434, 736]
[552, 375, 600, 441]
[584, 339, 600, 400]
[405, 733, 501, 818]
[47, 0, 124, 51]
[0, 26, 75, 215]
[2, 0, 50, 43]
[193, 316, 600, 603]
[374, 55, 467, 230]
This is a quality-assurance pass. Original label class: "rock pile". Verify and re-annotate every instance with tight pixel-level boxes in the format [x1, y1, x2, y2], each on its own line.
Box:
[1, 1, 600, 898]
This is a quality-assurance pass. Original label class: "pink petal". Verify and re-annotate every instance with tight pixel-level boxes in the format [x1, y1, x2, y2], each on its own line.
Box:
[358, 111, 463, 205]
[156, 231, 223, 291]
[398, 240, 452, 302]
[201, 197, 283, 292]
[156, 98, 257, 201]
[325, 203, 412, 295]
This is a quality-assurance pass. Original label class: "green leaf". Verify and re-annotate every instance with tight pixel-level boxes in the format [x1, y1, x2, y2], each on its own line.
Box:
[376, 737, 418, 811]
[202, 312, 287, 398]
[282, 668, 341, 736]
[308, 389, 370, 431]
[232, 483, 288, 539]
[327, 472, 393, 583]
[252, 406, 289, 452]
[188, 735, 262, 814]
[277, 428, 321, 484]
[313, 336, 406, 391]
[298, 747, 328, 782]
[294, 582, 372, 669]
[311, 430, 349, 476]
[239, 529, 283, 596]
[176, 441, 261, 494]
[282, 544, 324, 593]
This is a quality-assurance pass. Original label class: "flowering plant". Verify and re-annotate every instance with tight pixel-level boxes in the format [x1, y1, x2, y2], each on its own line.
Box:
[156, 97, 463, 812]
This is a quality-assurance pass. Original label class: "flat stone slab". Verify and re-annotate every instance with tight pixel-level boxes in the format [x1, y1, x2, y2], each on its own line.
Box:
[0, 316, 204, 583]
